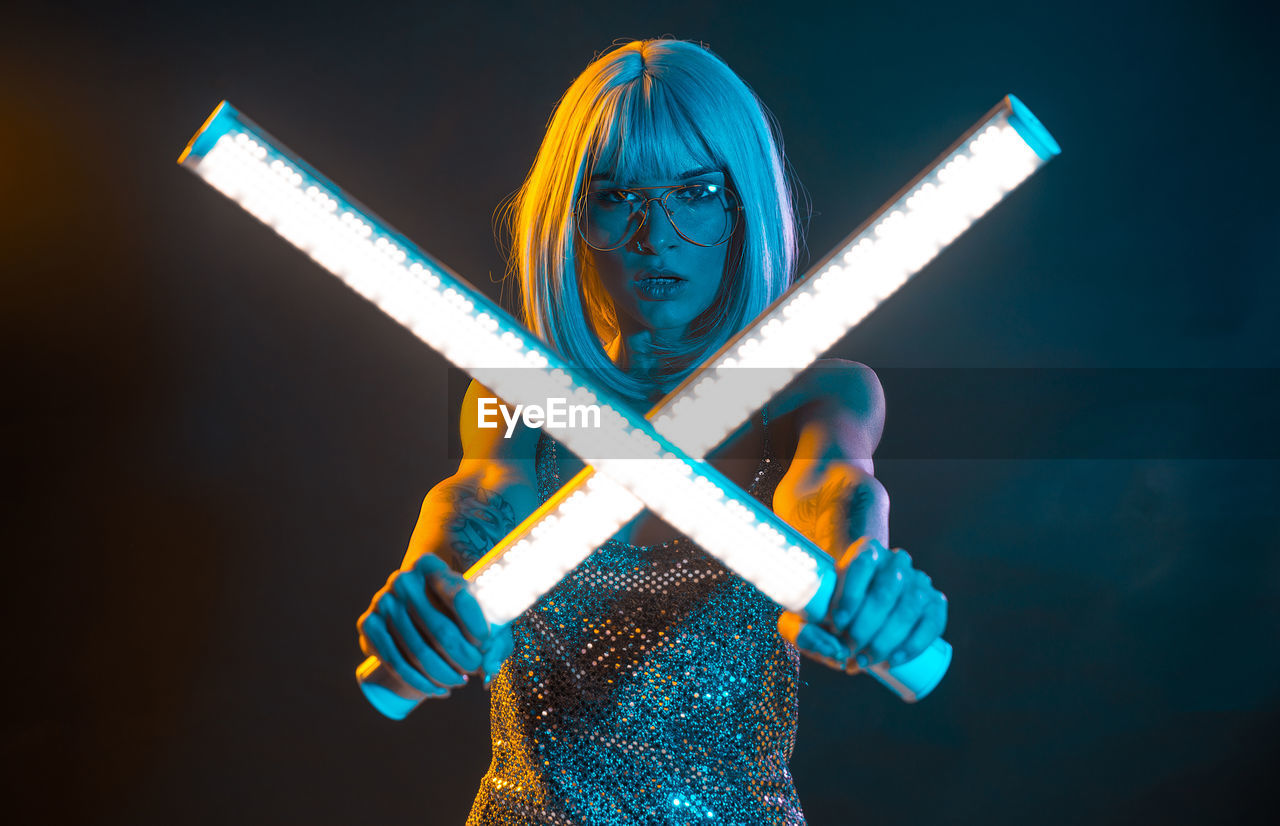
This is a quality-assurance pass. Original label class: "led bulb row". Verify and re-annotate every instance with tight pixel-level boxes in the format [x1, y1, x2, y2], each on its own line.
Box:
[470, 475, 643, 624]
[199, 133, 523, 368]
[201, 133, 672, 466]
[652, 119, 1046, 458]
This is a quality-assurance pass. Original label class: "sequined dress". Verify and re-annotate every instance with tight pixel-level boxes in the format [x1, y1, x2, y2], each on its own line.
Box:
[465, 411, 805, 825]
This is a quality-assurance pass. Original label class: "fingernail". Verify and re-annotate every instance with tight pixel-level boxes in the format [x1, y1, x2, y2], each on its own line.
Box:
[483, 674, 493, 689]
[821, 639, 849, 660]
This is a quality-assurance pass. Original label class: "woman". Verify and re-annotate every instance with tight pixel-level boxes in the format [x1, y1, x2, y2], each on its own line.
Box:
[357, 39, 948, 824]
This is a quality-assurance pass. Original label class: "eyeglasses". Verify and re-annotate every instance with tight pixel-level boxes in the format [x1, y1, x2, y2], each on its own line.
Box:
[576, 182, 742, 252]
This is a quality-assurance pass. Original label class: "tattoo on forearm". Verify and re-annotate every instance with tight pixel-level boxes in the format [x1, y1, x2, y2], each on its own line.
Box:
[436, 484, 520, 567]
[789, 477, 875, 550]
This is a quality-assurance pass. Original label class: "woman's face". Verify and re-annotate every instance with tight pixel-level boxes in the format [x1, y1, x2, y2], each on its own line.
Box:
[580, 157, 731, 343]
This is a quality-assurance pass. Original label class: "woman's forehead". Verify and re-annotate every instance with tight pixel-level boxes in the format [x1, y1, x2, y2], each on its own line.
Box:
[591, 124, 719, 185]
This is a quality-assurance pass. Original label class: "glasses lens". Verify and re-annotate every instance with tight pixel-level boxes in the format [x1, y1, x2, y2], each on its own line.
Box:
[664, 184, 738, 246]
[579, 184, 738, 250]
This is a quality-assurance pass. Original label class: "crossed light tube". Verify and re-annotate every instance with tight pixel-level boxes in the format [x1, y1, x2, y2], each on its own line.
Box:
[177, 95, 1059, 717]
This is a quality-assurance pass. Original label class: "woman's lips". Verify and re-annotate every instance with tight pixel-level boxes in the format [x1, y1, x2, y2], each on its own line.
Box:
[634, 271, 689, 299]
[634, 269, 686, 282]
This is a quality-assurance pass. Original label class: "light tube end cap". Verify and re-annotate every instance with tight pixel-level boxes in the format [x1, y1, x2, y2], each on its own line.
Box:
[359, 679, 419, 720]
[868, 637, 953, 702]
[1005, 94, 1062, 161]
[177, 100, 239, 166]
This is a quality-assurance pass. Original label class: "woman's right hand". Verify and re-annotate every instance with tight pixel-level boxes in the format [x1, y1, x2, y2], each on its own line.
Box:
[357, 554, 509, 698]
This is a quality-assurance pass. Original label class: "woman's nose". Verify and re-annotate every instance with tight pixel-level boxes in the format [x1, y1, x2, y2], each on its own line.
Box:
[633, 199, 680, 251]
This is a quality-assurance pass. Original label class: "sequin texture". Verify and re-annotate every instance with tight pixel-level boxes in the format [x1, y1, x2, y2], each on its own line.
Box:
[464, 411, 804, 825]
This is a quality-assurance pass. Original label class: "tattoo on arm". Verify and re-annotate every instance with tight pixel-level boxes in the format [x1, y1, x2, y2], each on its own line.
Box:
[788, 477, 876, 551]
[436, 484, 520, 568]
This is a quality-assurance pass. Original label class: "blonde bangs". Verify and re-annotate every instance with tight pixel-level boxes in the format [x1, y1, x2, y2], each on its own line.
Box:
[587, 80, 720, 186]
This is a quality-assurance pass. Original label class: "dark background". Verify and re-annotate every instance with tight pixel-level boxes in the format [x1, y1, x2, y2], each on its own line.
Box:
[5, 0, 1278, 823]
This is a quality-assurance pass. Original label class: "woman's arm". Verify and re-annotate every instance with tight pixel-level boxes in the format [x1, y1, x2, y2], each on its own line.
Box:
[771, 360, 947, 672]
[356, 379, 541, 702]
[772, 359, 889, 550]
[402, 378, 543, 571]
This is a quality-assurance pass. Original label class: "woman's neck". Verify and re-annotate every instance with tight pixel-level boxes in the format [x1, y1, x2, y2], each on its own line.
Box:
[607, 325, 686, 374]
[605, 330, 684, 404]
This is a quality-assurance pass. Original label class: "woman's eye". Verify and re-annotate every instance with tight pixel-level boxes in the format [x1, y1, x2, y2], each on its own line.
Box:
[593, 189, 635, 204]
[676, 184, 716, 201]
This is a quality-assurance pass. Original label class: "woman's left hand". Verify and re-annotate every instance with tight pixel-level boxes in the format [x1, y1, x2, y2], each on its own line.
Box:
[781, 537, 947, 672]
[830, 537, 947, 669]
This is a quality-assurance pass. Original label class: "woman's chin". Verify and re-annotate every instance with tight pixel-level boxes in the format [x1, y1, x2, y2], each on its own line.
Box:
[630, 309, 695, 339]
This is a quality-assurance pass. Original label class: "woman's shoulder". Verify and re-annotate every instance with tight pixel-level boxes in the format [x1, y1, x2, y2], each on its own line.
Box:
[807, 358, 883, 418]
[769, 359, 882, 420]
[767, 359, 885, 463]
[457, 379, 540, 481]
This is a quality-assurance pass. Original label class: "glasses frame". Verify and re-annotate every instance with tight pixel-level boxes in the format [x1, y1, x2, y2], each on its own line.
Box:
[575, 182, 743, 252]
